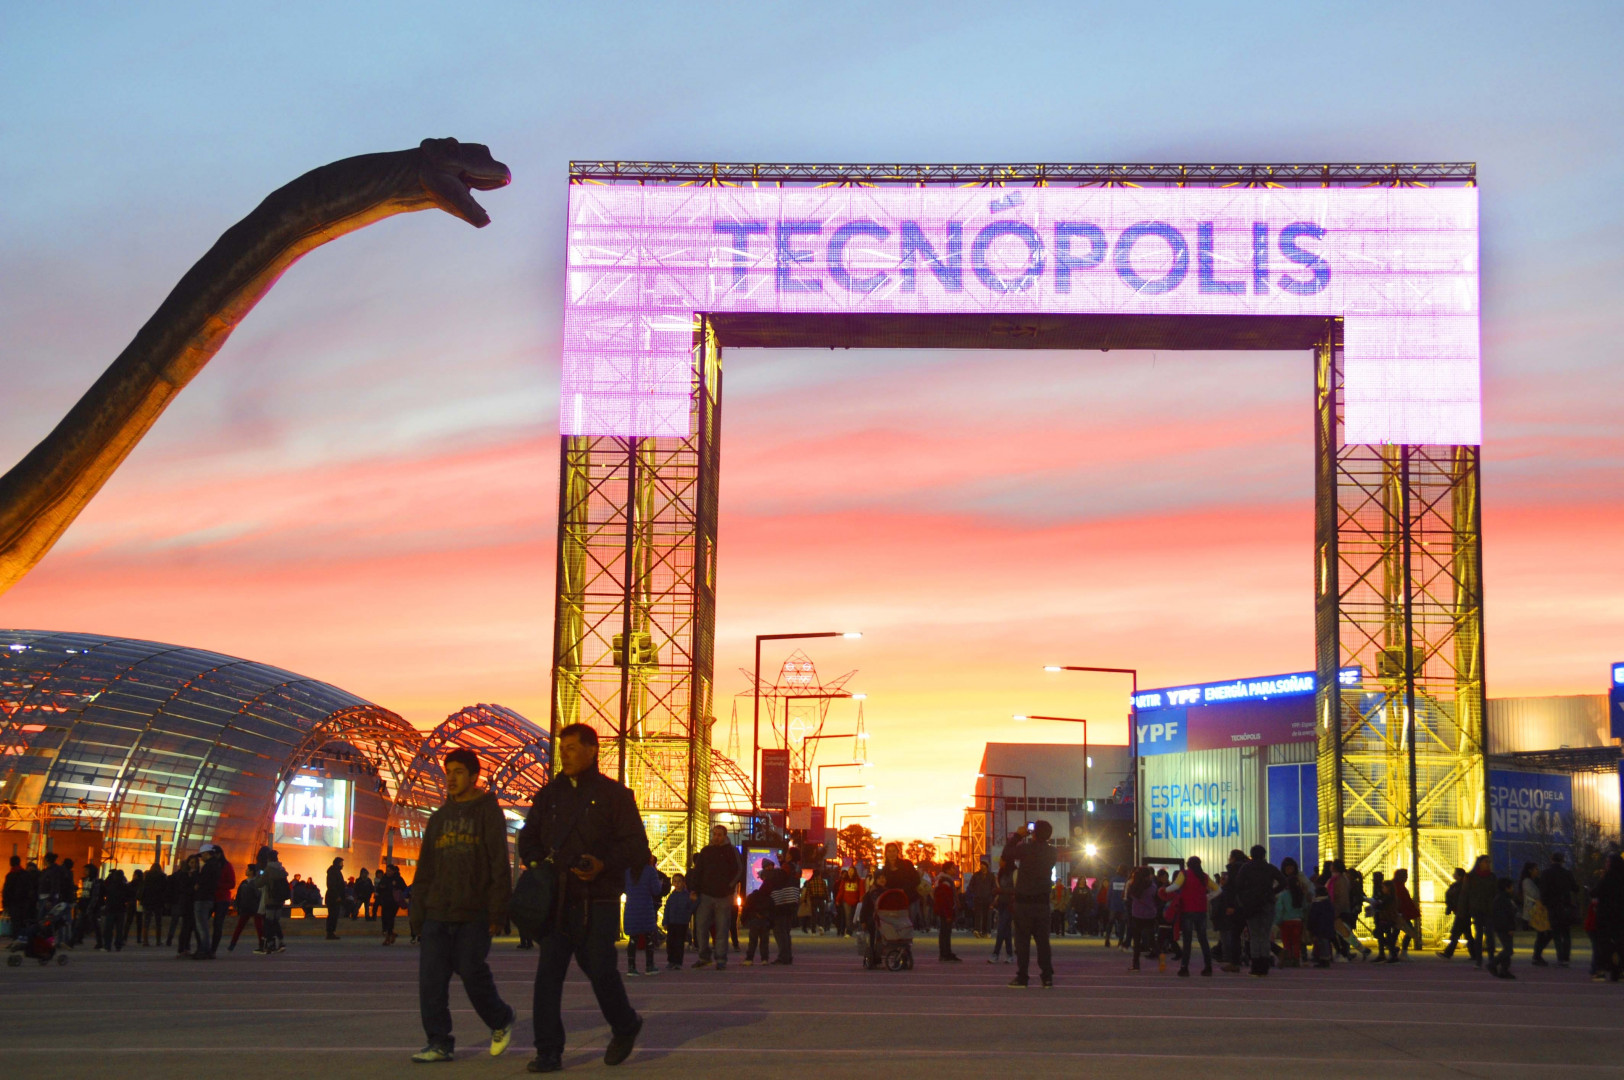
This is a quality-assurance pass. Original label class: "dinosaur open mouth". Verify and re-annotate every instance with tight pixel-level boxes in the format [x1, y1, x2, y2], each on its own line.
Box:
[460, 166, 511, 192]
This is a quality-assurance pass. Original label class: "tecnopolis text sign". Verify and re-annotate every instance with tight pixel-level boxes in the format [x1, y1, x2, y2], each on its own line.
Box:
[563, 185, 1479, 445]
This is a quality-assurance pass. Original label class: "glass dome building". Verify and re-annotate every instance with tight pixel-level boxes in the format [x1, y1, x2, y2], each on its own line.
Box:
[0, 630, 548, 880]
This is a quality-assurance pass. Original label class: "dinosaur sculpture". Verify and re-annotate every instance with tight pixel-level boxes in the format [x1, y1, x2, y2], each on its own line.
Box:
[0, 138, 509, 596]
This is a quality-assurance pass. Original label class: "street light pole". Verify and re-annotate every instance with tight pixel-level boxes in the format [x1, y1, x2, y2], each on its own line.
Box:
[1011, 715, 1089, 804]
[1044, 664, 1138, 864]
[797, 728, 857, 782]
[975, 772, 1026, 841]
[817, 760, 871, 803]
[752, 631, 862, 826]
[822, 782, 870, 808]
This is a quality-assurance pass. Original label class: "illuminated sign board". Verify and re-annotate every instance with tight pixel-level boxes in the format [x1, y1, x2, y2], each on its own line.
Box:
[1611, 662, 1624, 739]
[1133, 668, 1360, 756]
[274, 774, 351, 849]
[563, 185, 1480, 446]
[1488, 769, 1572, 875]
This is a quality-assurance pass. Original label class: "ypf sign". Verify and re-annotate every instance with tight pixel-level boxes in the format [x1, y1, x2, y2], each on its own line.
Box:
[563, 184, 1480, 446]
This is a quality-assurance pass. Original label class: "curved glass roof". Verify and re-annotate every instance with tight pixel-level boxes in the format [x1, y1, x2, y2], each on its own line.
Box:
[0, 629, 410, 867]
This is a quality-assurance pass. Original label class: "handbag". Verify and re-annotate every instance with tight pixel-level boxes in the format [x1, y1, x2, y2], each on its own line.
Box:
[1529, 900, 1550, 933]
[509, 796, 593, 938]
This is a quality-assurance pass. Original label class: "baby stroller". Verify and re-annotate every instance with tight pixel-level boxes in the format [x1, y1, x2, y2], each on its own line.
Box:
[859, 887, 914, 971]
[7, 903, 71, 966]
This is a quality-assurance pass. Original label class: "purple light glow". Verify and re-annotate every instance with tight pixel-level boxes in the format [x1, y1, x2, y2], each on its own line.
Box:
[562, 185, 1479, 445]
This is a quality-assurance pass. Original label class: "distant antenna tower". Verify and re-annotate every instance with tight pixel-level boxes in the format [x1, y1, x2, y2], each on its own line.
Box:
[726, 700, 741, 763]
[854, 699, 869, 762]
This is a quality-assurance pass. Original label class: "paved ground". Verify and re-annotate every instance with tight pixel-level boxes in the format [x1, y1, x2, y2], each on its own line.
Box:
[3, 925, 1620, 1079]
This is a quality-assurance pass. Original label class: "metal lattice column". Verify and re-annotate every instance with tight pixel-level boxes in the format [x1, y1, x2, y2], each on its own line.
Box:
[1316, 327, 1488, 936]
[550, 319, 720, 875]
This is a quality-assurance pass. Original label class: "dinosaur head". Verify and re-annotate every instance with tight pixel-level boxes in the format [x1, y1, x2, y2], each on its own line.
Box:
[418, 138, 512, 228]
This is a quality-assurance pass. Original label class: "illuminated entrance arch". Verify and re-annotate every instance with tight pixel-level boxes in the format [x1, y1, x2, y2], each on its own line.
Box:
[551, 161, 1485, 923]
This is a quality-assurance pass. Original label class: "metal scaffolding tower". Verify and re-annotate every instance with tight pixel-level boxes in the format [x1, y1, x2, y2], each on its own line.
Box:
[550, 161, 1485, 903]
[550, 319, 722, 876]
[1315, 328, 1488, 933]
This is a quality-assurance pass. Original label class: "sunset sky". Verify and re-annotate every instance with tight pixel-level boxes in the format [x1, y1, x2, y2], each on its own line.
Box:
[3, 3, 1621, 841]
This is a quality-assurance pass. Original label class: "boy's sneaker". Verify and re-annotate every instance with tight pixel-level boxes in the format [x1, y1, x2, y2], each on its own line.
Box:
[741, 959, 753, 966]
[691, 958, 713, 969]
[642, 966, 660, 975]
[626, 968, 641, 977]
[411, 1045, 455, 1063]
[714, 961, 726, 970]
[1006, 977, 1028, 988]
[490, 1011, 514, 1056]
[1040, 977, 1053, 988]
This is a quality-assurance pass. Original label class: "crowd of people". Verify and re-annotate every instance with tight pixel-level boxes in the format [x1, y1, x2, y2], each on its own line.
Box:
[1, 846, 413, 957]
[7, 775, 1624, 1068]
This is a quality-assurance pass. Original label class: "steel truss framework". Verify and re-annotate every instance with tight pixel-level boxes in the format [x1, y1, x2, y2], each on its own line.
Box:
[1316, 333, 1487, 933]
[570, 161, 1475, 188]
[552, 164, 1486, 905]
[551, 319, 721, 876]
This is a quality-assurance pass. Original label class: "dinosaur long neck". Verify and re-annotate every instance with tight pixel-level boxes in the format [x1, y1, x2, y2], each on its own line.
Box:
[0, 149, 437, 595]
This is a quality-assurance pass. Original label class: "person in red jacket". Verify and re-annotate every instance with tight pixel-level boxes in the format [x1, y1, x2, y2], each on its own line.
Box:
[934, 863, 962, 962]
[1392, 867, 1422, 960]
[209, 847, 235, 957]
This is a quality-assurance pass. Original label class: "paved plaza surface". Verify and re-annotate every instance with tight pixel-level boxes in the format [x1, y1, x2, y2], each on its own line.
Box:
[4, 927, 1620, 1079]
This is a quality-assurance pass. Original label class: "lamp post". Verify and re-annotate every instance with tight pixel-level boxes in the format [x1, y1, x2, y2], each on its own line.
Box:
[817, 760, 872, 802]
[753, 631, 862, 823]
[1044, 664, 1138, 863]
[831, 801, 868, 828]
[797, 729, 856, 781]
[971, 770, 1027, 842]
[1011, 714, 1089, 804]
[822, 782, 870, 808]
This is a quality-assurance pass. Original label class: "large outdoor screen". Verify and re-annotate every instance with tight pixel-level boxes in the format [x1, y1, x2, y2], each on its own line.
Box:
[274, 774, 351, 849]
[563, 184, 1479, 446]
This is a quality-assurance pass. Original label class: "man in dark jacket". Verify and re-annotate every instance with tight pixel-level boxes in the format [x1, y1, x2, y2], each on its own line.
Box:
[968, 859, 995, 937]
[688, 824, 742, 969]
[1437, 867, 1472, 959]
[1463, 855, 1497, 967]
[517, 723, 649, 1074]
[3, 855, 29, 936]
[408, 747, 516, 1064]
[192, 847, 224, 959]
[139, 862, 166, 946]
[1232, 845, 1286, 976]
[324, 857, 346, 940]
[765, 857, 801, 965]
[1000, 823, 1057, 988]
[1533, 852, 1580, 967]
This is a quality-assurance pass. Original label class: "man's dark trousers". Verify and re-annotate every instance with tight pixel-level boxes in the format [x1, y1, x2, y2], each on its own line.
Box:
[210, 900, 228, 953]
[1534, 920, 1572, 963]
[771, 908, 795, 962]
[420, 919, 512, 1052]
[973, 901, 991, 936]
[533, 901, 639, 1058]
[938, 920, 954, 959]
[1440, 912, 1473, 957]
[1012, 899, 1052, 984]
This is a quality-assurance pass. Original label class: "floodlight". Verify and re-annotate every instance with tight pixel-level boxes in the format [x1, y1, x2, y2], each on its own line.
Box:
[843, 632, 863, 639]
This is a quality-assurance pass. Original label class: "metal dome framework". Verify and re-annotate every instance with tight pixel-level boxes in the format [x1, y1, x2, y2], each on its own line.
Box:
[0, 630, 413, 868]
[397, 703, 552, 815]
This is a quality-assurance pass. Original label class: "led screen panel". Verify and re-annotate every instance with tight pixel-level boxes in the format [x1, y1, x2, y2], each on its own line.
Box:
[563, 184, 1479, 445]
[274, 774, 352, 849]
